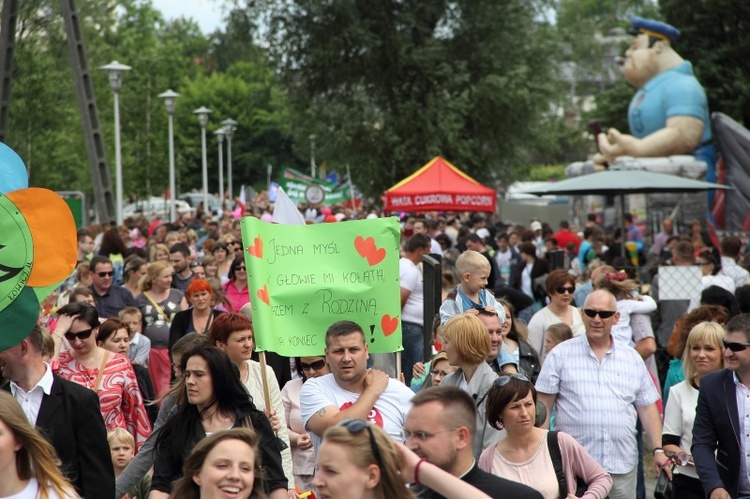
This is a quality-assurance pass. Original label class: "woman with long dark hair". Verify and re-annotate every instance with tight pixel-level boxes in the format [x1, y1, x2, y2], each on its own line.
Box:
[149, 345, 287, 498]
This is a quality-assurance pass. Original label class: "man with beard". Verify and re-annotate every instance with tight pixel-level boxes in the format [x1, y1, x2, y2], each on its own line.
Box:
[405, 387, 542, 499]
[169, 243, 194, 293]
[596, 16, 715, 178]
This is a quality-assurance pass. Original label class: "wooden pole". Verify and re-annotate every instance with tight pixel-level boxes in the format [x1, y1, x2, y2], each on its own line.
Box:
[396, 351, 402, 380]
[258, 351, 273, 421]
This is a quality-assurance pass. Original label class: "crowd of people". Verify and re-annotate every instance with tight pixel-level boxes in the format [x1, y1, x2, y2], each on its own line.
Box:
[2, 205, 750, 499]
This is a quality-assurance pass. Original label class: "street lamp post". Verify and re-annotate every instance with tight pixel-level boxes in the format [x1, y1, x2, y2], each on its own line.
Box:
[158, 89, 180, 223]
[193, 106, 212, 216]
[99, 60, 132, 226]
[214, 127, 226, 210]
[221, 118, 237, 205]
[309, 134, 316, 178]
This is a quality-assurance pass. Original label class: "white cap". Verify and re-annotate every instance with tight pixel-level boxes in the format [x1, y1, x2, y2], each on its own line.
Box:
[476, 228, 490, 240]
[530, 221, 542, 232]
[366, 213, 379, 220]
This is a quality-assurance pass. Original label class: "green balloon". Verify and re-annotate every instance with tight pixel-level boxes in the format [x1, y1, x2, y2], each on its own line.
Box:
[0, 194, 33, 314]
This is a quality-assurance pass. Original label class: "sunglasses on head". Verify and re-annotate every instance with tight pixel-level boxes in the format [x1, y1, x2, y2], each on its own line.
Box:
[97, 271, 114, 278]
[722, 338, 750, 352]
[301, 359, 326, 371]
[337, 419, 383, 467]
[556, 286, 575, 294]
[583, 308, 616, 319]
[494, 373, 530, 388]
[64, 329, 94, 342]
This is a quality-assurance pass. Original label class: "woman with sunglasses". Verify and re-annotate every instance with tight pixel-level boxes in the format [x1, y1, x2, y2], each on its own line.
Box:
[54, 302, 152, 451]
[479, 374, 611, 499]
[150, 345, 287, 498]
[497, 299, 540, 383]
[527, 270, 585, 361]
[439, 313, 501, 458]
[314, 419, 492, 499]
[137, 261, 188, 397]
[281, 355, 331, 491]
[662, 321, 725, 498]
[209, 313, 295, 495]
[223, 254, 251, 313]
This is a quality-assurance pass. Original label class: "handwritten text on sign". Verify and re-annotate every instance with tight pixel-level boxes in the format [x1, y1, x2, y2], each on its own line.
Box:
[241, 217, 402, 356]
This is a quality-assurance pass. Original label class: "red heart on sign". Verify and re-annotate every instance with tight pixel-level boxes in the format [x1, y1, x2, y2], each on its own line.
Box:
[256, 285, 269, 305]
[381, 315, 399, 337]
[354, 236, 387, 266]
[247, 236, 263, 258]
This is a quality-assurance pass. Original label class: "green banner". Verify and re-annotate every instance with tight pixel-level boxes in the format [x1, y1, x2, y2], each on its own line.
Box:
[241, 216, 402, 356]
[278, 168, 352, 205]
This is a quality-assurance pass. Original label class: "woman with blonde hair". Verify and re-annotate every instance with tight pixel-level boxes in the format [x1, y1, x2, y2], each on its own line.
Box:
[136, 260, 187, 396]
[0, 391, 78, 498]
[314, 419, 491, 499]
[439, 313, 499, 457]
[663, 321, 725, 498]
[149, 243, 170, 263]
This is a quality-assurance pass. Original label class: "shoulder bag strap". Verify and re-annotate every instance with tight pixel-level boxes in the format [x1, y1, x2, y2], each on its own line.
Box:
[547, 430, 569, 498]
[144, 292, 173, 324]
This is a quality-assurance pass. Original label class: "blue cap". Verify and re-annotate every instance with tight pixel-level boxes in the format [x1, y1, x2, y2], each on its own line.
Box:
[629, 16, 681, 43]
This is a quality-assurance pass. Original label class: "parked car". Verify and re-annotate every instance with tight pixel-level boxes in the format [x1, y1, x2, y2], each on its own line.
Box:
[178, 192, 223, 214]
[123, 197, 194, 220]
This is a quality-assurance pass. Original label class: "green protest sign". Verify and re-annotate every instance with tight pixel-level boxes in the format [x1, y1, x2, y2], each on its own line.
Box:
[278, 168, 353, 205]
[241, 216, 402, 356]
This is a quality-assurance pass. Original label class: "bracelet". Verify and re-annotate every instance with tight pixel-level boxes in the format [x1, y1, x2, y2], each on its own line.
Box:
[653, 447, 665, 455]
[414, 457, 427, 485]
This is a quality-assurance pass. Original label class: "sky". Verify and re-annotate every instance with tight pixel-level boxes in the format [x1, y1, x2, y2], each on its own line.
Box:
[150, 0, 226, 34]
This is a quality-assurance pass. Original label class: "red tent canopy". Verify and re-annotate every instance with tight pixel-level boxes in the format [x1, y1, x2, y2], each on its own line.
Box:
[384, 156, 497, 212]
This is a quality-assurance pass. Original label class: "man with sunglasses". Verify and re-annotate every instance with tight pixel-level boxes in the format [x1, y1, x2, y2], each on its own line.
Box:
[535, 289, 668, 499]
[693, 314, 750, 499]
[89, 255, 137, 318]
[405, 387, 542, 499]
[0, 325, 114, 498]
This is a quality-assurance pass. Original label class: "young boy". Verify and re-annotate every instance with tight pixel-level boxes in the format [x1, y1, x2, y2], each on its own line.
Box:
[440, 250, 505, 325]
[108, 428, 150, 498]
[118, 307, 150, 366]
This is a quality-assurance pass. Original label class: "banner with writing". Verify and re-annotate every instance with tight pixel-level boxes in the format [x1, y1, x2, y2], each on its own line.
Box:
[278, 168, 353, 205]
[241, 216, 402, 356]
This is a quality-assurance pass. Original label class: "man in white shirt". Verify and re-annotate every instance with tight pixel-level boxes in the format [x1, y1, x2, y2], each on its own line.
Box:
[0, 325, 114, 498]
[721, 236, 750, 288]
[300, 320, 414, 453]
[400, 233, 431, 385]
[535, 290, 669, 499]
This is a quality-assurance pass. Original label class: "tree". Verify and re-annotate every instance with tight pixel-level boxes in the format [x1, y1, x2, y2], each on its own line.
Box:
[246, 0, 559, 196]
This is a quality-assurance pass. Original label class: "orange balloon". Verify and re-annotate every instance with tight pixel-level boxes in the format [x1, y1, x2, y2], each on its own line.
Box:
[7, 188, 77, 286]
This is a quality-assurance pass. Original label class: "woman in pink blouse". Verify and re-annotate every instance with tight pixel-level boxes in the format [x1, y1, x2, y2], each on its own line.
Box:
[478, 374, 611, 499]
[53, 302, 152, 452]
[222, 254, 250, 312]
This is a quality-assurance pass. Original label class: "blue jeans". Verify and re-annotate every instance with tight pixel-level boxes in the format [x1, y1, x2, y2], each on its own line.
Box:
[401, 321, 425, 386]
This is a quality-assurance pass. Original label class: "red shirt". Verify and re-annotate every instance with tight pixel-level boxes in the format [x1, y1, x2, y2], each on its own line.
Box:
[552, 229, 581, 253]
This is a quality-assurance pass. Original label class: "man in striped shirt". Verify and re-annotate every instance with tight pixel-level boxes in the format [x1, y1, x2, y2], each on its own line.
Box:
[535, 289, 669, 499]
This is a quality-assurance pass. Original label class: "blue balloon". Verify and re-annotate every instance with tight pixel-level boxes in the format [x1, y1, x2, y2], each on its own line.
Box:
[0, 142, 28, 194]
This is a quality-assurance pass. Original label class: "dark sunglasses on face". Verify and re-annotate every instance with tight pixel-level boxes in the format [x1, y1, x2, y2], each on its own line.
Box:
[234, 266, 246, 271]
[301, 359, 326, 371]
[494, 373, 531, 388]
[722, 338, 750, 352]
[97, 271, 114, 278]
[583, 308, 616, 319]
[337, 419, 383, 468]
[64, 328, 94, 342]
[556, 286, 575, 294]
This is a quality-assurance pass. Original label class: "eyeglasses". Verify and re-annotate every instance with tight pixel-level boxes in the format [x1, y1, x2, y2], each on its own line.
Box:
[301, 359, 326, 371]
[97, 271, 114, 278]
[556, 286, 575, 294]
[402, 428, 457, 441]
[494, 373, 530, 388]
[337, 419, 382, 467]
[722, 338, 750, 352]
[64, 329, 94, 342]
[234, 266, 246, 271]
[582, 308, 616, 319]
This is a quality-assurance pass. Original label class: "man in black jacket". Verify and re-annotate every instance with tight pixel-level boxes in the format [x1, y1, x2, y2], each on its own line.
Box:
[0, 325, 115, 498]
[406, 386, 542, 499]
